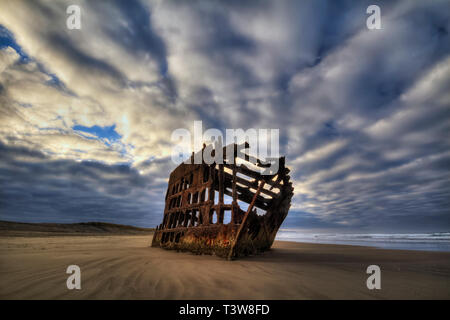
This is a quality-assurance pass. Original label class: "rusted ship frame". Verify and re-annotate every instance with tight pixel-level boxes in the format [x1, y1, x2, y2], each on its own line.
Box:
[151, 143, 293, 260]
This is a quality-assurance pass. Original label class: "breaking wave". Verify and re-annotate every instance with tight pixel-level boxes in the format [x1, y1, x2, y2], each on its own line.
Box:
[275, 230, 450, 252]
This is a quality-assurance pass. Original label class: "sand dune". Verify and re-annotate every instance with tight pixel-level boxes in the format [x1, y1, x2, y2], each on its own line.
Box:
[1, 232, 449, 299]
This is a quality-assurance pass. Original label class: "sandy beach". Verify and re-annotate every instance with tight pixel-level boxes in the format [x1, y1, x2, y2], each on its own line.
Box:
[1, 230, 449, 300]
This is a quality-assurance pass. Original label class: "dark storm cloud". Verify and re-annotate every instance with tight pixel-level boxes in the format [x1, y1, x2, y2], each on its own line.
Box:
[0, 142, 165, 227]
[91, 0, 169, 77]
[48, 32, 128, 87]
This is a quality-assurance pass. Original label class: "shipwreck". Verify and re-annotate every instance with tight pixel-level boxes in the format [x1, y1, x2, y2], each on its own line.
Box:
[151, 142, 293, 260]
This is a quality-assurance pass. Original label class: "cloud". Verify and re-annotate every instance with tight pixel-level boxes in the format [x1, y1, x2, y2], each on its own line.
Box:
[0, 0, 449, 231]
[0, 142, 166, 226]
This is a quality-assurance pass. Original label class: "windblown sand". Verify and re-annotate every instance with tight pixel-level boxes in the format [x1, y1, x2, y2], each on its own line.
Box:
[1, 233, 449, 299]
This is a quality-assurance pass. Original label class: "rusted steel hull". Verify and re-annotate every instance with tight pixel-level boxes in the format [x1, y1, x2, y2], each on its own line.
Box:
[151, 143, 293, 260]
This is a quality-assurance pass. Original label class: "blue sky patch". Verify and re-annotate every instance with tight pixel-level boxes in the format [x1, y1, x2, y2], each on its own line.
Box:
[1, 25, 67, 91]
[73, 124, 122, 144]
[0, 24, 29, 62]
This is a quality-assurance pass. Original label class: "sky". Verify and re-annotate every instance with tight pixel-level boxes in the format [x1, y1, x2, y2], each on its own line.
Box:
[0, 0, 449, 232]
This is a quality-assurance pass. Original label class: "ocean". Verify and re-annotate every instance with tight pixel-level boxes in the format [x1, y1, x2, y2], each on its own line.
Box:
[275, 230, 450, 252]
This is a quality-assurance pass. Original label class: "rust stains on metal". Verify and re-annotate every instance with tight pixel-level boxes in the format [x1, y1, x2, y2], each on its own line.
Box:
[151, 142, 294, 260]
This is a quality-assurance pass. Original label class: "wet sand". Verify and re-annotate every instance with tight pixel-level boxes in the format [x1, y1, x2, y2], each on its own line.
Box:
[0, 233, 449, 299]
